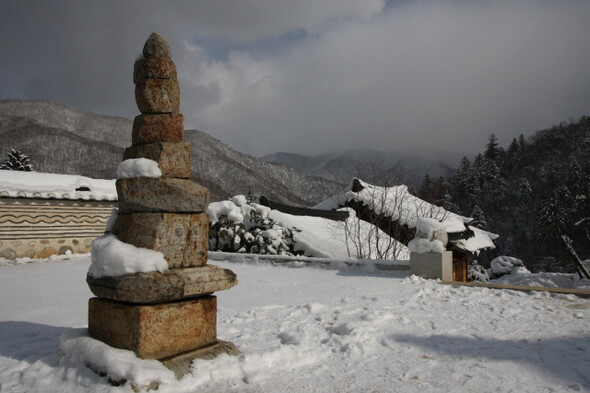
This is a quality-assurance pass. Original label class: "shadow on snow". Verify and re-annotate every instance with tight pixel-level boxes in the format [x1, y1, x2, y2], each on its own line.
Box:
[392, 333, 590, 388]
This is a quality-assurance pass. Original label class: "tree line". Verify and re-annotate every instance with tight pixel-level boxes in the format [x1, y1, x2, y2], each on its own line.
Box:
[417, 116, 590, 274]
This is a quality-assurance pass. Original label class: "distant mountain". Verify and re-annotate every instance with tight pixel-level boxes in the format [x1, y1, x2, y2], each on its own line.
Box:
[0, 99, 343, 205]
[262, 147, 468, 189]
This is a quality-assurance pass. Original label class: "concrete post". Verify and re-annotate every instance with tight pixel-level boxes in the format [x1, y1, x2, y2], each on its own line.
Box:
[409, 251, 453, 281]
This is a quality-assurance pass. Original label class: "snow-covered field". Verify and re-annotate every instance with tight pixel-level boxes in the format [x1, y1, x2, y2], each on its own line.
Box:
[1, 254, 589, 393]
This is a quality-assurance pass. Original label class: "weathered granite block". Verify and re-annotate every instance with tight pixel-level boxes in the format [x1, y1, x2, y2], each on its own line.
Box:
[112, 212, 208, 268]
[116, 177, 209, 213]
[135, 79, 180, 114]
[87, 264, 237, 303]
[123, 142, 191, 178]
[143, 32, 171, 59]
[134, 57, 177, 85]
[88, 296, 217, 359]
[132, 113, 184, 144]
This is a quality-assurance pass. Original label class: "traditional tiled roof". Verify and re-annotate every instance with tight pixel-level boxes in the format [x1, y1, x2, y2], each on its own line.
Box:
[0, 170, 117, 201]
[315, 178, 497, 254]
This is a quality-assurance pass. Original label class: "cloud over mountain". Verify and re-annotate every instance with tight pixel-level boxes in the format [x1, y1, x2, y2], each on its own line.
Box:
[2, 0, 589, 156]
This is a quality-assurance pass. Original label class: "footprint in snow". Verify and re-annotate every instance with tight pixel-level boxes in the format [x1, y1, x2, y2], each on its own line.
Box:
[328, 323, 354, 336]
[278, 331, 300, 345]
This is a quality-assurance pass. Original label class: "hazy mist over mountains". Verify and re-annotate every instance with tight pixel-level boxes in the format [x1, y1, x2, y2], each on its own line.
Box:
[262, 148, 466, 189]
[0, 100, 466, 204]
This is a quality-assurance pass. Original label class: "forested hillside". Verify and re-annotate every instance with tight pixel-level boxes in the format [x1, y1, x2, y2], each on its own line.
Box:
[418, 117, 590, 273]
[0, 100, 343, 205]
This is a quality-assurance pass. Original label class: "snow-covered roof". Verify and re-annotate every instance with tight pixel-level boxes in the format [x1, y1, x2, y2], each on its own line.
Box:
[452, 226, 498, 254]
[315, 178, 497, 254]
[0, 170, 117, 201]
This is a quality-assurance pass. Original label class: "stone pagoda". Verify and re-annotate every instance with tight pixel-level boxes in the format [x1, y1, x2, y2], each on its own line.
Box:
[87, 32, 238, 377]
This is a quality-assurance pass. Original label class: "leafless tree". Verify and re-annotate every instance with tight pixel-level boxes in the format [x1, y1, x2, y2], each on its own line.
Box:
[330, 161, 453, 260]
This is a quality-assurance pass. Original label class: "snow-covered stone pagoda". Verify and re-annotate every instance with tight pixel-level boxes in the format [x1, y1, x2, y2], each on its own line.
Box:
[86, 33, 238, 379]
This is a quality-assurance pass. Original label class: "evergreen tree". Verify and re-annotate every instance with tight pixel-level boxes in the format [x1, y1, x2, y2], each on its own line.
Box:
[484, 134, 500, 161]
[504, 138, 521, 173]
[1, 149, 34, 171]
[516, 178, 532, 202]
[437, 178, 459, 213]
[507, 138, 519, 156]
[515, 177, 533, 218]
[566, 156, 583, 197]
[518, 134, 527, 154]
[418, 174, 434, 202]
[446, 116, 590, 273]
[536, 186, 571, 240]
[470, 205, 487, 229]
[455, 156, 472, 189]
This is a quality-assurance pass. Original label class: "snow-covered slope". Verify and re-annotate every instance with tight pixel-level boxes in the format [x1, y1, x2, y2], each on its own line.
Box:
[0, 99, 342, 205]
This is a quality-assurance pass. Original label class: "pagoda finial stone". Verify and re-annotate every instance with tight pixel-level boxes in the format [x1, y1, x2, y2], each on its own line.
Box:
[143, 32, 171, 59]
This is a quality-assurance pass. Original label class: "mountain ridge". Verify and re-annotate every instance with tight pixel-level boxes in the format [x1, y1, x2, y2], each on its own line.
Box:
[262, 147, 469, 188]
[0, 99, 342, 205]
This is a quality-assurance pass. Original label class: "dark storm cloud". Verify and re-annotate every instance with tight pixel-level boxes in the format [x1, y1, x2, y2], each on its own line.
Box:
[1, 0, 589, 156]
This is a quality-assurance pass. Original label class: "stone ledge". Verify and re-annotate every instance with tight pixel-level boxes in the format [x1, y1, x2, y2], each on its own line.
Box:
[162, 340, 240, 380]
[87, 264, 237, 303]
[116, 177, 209, 214]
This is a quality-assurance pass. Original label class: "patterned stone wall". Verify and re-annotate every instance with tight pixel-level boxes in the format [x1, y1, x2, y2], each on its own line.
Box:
[0, 197, 116, 259]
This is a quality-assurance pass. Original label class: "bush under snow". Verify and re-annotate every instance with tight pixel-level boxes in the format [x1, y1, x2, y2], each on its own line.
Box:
[208, 196, 300, 256]
[490, 256, 526, 278]
[468, 262, 490, 282]
[208, 196, 410, 260]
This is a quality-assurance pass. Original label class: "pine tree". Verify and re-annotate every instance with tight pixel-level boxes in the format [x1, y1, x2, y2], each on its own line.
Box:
[418, 174, 434, 202]
[518, 134, 526, 152]
[515, 178, 533, 216]
[470, 204, 487, 229]
[516, 178, 532, 201]
[456, 156, 471, 188]
[504, 138, 520, 173]
[536, 186, 571, 239]
[484, 134, 500, 161]
[0, 149, 34, 171]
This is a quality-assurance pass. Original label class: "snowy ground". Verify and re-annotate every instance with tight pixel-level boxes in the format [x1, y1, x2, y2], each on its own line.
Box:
[1, 254, 589, 392]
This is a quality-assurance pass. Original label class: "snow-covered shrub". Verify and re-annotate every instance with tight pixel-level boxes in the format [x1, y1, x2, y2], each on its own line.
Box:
[1, 149, 34, 171]
[467, 262, 490, 282]
[208, 196, 300, 256]
[490, 256, 525, 278]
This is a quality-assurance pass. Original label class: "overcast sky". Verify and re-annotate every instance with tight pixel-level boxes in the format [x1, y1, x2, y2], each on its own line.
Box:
[2, 0, 589, 156]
